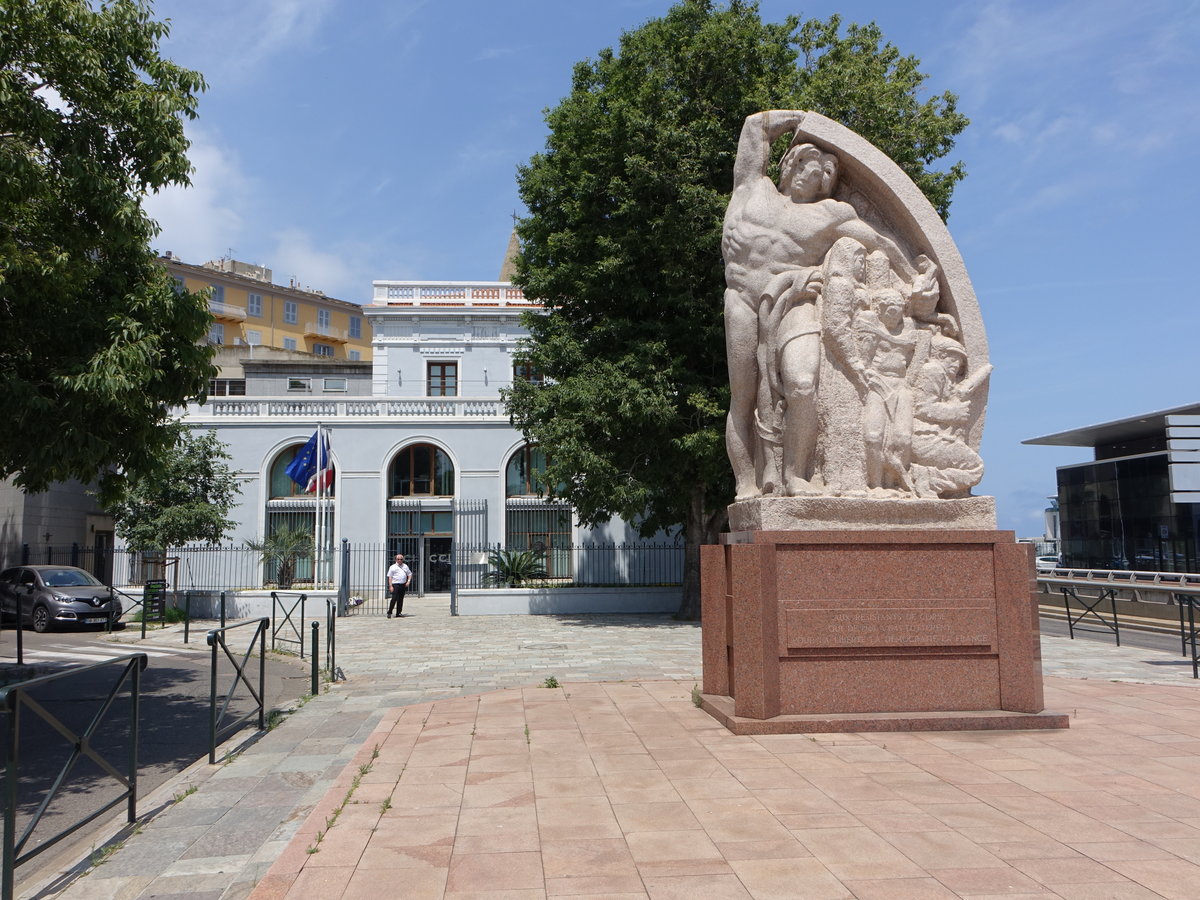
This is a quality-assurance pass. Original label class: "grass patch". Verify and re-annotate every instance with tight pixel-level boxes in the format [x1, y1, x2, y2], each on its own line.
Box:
[542, 676, 559, 689]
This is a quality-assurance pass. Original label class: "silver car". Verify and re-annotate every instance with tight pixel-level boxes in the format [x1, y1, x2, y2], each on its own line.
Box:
[0, 565, 120, 632]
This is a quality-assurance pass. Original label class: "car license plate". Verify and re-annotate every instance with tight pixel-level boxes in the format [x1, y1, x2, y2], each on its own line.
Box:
[82, 615, 108, 624]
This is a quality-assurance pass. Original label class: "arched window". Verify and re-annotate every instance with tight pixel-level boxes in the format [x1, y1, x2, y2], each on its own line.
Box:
[505, 445, 548, 497]
[504, 444, 571, 577]
[263, 443, 336, 587]
[389, 444, 454, 497]
[269, 444, 336, 499]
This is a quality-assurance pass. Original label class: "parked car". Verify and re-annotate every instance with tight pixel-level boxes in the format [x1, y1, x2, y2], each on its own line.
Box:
[0, 565, 121, 632]
[1035, 555, 1061, 573]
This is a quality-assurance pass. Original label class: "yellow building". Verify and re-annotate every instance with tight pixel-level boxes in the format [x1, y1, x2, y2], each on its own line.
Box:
[163, 255, 372, 375]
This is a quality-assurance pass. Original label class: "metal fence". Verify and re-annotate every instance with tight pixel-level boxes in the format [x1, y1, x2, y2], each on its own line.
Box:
[3, 540, 684, 619]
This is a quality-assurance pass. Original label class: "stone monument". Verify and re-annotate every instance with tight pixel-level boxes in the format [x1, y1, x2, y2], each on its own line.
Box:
[701, 111, 1066, 733]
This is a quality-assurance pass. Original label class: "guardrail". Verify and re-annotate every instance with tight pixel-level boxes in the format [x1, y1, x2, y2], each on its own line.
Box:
[1037, 571, 1200, 678]
[206, 618, 268, 764]
[2, 653, 148, 900]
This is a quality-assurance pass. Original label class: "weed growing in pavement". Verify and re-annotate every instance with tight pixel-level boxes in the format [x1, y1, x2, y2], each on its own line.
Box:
[542, 676, 559, 689]
[524, 723, 530, 744]
[380, 796, 392, 813]
[306, 743, 380, 855]
[691, 684, 702, 707]
[266, 708, 286, 730]
[89, 840, 123, 869]
[173, 785, 198, 803]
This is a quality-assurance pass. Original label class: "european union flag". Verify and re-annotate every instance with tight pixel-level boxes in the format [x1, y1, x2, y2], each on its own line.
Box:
[284, 430, 331, 491]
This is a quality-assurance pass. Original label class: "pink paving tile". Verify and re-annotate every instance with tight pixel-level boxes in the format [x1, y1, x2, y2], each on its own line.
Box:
[462, 782, 536, 809]
[1070, 841, 1176, 862]
[600, 771, 683, 804]
[536, 797, 623, 839]
[984, 841, 1084, 862]
[1050, 885, 1174, 900]
[400, 764, 469, 785]
[930, 866, 1045, 894]
[534, 776, 608, 798]
[283, 865, 354, 897]
[839, 876, 960, 899]
[358, 841, 454, 869]
[369, 810, 460, 847]
[670, 775, 751, 800]
[613, 801, 703, 834]
[714, 839, 812, 861]
[391, 781, 465, 808]
[457, 805, 539, 838]
[625, 829, 726, 872]
[540, 838, 640, 879]
[791, 825, 925, 880]
[445, 850, 545, 892]
[753, 787, 844, 816]
[727, 856, 850, 899]
[855, 812, 954, 834]
[641, 873, 753, 899]
[1099, 858, 1200, 899]
[1009, 856, 1131, 885]
[775, 812, 863, 830]
[543, 874, 648, 895]
[342, 866, 449, 899]
[303, 826, 375, 868]
[881, 830, 1006, 870]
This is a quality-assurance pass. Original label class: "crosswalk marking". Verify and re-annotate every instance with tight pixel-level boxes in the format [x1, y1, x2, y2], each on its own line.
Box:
[3, 641, 207, 666]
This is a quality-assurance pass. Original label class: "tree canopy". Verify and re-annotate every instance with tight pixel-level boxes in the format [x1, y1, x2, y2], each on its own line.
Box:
[107, 425, 241, 551]
[0, 0, 213, 505]
[506, 0, 969, 617]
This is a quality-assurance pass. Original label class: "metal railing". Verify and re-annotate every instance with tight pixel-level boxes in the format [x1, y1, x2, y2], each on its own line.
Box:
[2, 653, 148, 900]
[206, 618, 267, 764]
[1038, 571, 1200, 678]
[271, 592, 306, 658]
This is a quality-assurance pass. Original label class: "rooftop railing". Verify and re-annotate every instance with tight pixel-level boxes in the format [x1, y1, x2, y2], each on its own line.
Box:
[185, 397, 506, 419]
[370, 281, 536, 307]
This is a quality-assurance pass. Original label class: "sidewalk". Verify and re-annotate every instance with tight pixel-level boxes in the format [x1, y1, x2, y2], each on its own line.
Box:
[21, 594, 1200, 899]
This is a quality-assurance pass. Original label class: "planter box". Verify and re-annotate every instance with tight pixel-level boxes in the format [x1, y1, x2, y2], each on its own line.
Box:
[457, 586, 679, 616]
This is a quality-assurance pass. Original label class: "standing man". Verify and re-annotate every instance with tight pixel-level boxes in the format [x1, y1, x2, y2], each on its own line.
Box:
[386, 553, 412, 618]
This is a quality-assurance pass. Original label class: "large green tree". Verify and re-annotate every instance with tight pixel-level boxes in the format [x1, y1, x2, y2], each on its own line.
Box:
[507, 1, 968, 618]
[0, 0, 213, 505]
[106, 425, 240, 552]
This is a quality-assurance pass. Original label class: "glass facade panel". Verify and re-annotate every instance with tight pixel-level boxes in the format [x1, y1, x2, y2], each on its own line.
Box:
[1057, 453, 1196, 571]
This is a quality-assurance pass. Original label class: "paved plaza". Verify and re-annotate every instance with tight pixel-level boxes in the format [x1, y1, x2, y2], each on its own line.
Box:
[16, 593, 1200, 899]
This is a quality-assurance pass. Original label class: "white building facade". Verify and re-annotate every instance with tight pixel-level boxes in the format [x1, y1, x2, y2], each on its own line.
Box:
[180, 280, 679, 612]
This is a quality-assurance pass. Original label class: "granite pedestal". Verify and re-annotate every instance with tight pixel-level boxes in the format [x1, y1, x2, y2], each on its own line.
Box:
[700, 528, 1068, 733]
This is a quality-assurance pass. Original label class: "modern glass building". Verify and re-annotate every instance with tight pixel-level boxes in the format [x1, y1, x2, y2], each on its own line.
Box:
[1025, 404, 1200, 573]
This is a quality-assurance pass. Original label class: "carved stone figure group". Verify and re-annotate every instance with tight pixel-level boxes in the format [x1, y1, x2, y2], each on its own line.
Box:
[723, 111, 990, 501]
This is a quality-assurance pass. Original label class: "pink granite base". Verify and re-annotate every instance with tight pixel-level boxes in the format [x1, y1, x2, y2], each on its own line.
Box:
[701, 693, 1068, 734]
[700, 529, 1068, 733]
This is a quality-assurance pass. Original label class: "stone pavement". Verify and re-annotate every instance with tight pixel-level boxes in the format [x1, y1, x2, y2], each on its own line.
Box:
[17, 593, 1200, 899]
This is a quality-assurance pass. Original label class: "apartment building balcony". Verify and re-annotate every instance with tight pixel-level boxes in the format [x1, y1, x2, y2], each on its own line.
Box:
[209, 300, 248, 321]
[304, 321, 349, 342]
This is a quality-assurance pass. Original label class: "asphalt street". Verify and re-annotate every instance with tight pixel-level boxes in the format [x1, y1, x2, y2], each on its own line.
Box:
[0, 624, 310, 873]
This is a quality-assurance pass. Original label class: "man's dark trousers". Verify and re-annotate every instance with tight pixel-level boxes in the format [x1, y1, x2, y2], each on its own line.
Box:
[388, 582, 407, 617]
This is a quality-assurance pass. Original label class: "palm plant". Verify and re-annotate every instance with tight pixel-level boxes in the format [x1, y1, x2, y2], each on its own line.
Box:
[482, 548, 547, 588]
[246, 526, 314, 589]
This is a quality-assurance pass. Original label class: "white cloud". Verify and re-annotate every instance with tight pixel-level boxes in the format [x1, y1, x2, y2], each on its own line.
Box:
[144, 127, 248, 263]
[268, 228, 360, 301]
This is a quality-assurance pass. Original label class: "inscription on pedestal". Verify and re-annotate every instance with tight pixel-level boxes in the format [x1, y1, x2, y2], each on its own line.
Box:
[783, 605, 995, 651]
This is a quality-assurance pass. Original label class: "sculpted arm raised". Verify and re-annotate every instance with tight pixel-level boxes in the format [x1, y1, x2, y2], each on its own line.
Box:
[731, 110, 807, 189]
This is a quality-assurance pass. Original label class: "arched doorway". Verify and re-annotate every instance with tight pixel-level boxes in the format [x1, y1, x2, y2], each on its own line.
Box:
[387, 443, 454, 593]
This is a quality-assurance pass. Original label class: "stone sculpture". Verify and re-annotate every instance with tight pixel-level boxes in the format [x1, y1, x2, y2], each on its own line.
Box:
[722, 110, 991, 515]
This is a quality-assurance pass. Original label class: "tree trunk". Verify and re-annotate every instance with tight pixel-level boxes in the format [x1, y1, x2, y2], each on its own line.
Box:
[676, 485, 725, 620]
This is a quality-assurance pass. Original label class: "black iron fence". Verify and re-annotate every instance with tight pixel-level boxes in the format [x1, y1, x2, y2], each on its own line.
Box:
[2, 540, 684, 620]
[2, 653, 148, 899]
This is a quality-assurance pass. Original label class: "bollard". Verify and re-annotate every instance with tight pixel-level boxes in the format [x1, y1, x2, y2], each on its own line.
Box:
[184, 591, 192, 644]
[310, 621, 320, 696]
[220, 591, 227, 629]
[15, 599, 24, 665]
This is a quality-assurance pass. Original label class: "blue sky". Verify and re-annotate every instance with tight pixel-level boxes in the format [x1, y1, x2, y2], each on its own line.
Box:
[143, 0, 1200, 535]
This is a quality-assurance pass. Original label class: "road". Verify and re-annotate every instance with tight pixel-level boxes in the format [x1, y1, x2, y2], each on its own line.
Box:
[1039, 613, 1188, 655]
[1, 623, 311, 878]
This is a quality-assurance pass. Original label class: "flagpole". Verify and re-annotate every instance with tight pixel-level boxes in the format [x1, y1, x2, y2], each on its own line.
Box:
[316, 422, 323, 588]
